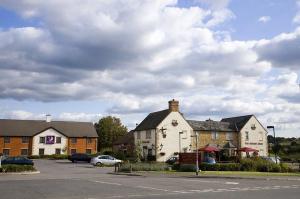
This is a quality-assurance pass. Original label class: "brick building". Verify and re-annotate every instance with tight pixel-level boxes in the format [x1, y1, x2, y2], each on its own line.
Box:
[0, 117, 98, 156]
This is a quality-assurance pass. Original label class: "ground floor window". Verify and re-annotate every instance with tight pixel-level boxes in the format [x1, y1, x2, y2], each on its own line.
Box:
[71, 149, 76, 154]
[86, 149, 92, 154]
[3, 149, 9, 156]
[21, 149, 28, 156]
[55, 148, 61, 155]
[39, 148, 45, 155]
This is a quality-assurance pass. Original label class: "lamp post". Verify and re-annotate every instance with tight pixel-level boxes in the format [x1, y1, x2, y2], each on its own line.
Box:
[267, 126, 278, 164]
[191, 132, 199, 176]
[179, 131, 184, 153]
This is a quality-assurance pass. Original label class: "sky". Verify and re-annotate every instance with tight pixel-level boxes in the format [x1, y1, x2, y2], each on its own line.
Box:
[0, 0, 299, 137]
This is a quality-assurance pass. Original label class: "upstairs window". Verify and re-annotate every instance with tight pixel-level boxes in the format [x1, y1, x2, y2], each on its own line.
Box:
[22, 137, 29, 143]
[211, 131, 219, 140]
[4, 137, 10, 143]
[87, 138, 92, 144]
[137, 132, 141, 140]
[71, 138, 77, 144]
[226, 132, 233, 141]
[245, 131, 249, 141]
[146, 130, 151, 139]
[39, 137, 45, 144]
[56, 137, 61, 144]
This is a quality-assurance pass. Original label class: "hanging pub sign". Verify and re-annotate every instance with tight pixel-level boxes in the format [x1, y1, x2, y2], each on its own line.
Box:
[46, 136, 55, 144]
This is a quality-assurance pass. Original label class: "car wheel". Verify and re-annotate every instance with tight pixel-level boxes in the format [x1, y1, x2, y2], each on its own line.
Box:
[96, 162, 103, 167]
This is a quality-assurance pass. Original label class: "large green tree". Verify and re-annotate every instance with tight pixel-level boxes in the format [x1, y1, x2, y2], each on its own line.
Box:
[94, 116, 127, 150]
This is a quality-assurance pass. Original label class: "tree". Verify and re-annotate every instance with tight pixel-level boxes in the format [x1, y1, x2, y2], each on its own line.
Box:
[94, 116, 127, 150]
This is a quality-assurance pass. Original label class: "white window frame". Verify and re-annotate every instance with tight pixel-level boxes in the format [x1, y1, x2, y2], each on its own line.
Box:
[245, 131, 249, 141]
[146, 130, 151, 139]
[211, 131, 218, 140]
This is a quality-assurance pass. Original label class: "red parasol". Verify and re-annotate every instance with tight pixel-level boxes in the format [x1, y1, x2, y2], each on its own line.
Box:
[238, 147, 258, 152]
[199, 146, 220, 152]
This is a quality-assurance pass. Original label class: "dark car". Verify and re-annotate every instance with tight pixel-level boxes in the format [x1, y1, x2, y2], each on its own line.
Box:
[1, 156, 34, 165]
[166, 156, 178, 165]
[68, 153, 91, 163]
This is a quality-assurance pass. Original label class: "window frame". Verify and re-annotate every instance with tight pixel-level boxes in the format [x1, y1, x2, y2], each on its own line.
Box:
[86, 149, 92, 154]
[39, 137, 45, 144]
[211, 131, 218, 140]
[22, 136, 29, 144]
[71, 138, 77, 144]
[55, 148, 61, 155]
[87, 138, 92, 144]
[39, 148, 45, 155]
[4, 136, 10, 144]
[146, 130, 151, 139]
[245, 131, 249, 141]
[226, 132, 233, 141]
[3, 148, 10, 156]
[56, 137, 62, 144]
[21, 148, 28, 156]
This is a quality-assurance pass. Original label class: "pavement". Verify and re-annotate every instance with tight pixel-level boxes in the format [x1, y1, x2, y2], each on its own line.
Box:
[0, 159, 299, 199]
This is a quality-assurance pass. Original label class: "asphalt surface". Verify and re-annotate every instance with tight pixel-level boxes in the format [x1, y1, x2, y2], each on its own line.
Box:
[0, 160, 299, 199]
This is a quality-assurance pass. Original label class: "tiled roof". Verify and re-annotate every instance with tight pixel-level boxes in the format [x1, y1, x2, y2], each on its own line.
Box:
[221, 115, 253, 131]
[113, 131, 134, 145]
[135, 109, 170, 131]
[0, 119, 98, 137]
[187, 119, 234, 132]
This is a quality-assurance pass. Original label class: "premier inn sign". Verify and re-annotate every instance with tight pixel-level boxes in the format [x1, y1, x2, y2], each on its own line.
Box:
[46, 136, 55, 144]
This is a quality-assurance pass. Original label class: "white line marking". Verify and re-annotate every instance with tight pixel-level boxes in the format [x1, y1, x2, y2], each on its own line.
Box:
[226, 181, 239, 185]
[136, 186, 169, 192]
[94, 181, 122, 186]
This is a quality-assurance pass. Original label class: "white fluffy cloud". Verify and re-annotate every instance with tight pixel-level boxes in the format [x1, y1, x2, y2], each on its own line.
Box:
[258, 16, 271, 23]
[0, 1, 299, 136]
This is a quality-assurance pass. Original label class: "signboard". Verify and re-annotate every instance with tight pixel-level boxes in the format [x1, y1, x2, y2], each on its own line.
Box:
[46, 136, 55, 144]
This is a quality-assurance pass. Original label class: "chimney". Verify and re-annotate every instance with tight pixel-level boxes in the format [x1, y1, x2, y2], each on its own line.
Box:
[168, 99, 179, 112]
[46, 114, 52, 123]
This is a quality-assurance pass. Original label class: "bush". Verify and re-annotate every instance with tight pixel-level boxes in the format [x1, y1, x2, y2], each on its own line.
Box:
[179, 164, 196, 172]
[199, 163, 240, 171]
[0, 164, 36, 173]
[28, 154, 68, 160]
[119, 163, 169, 172]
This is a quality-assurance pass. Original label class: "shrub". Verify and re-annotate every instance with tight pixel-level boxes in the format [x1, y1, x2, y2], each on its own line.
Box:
[0, 164, 36, 173]
[28, 154, 68, 160]
[199, 163, 240, 171]
[179, 164, 196, 172]
[119, 163, 169, 172]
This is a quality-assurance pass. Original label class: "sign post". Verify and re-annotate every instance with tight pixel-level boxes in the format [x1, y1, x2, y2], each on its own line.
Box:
[0, 153, 2, 169]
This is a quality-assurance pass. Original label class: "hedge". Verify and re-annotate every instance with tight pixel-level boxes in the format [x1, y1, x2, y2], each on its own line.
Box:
[28, 154, 69, 159]
[119, 163, 169, 172]
[0, 164, 36, 173]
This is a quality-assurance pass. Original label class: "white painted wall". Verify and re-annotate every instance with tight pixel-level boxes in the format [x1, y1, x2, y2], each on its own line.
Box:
[240, 116, 268, 157]
[32, 128, 68, 155]
[156, 112, 193, 162]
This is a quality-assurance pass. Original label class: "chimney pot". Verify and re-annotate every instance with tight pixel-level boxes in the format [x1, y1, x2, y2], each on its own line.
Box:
[46, 114, 52, 122]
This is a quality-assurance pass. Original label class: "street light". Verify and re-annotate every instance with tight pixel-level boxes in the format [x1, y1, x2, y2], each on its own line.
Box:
[267, 126, 278, 164]
[179, 131, 184, 153]
[191, 132, 199, 176]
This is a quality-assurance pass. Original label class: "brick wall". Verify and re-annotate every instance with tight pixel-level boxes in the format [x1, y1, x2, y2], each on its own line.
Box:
[0, 136, 32, 156]
[68, 137, 97, 154]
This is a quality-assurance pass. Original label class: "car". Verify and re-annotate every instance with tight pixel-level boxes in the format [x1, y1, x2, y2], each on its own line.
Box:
[166, 156, 178, 165]
[90, 155, 122, 166]
[68, 153, 92, 163]
[261, 156, 281, 164]
[204, 156, 216, 164]
[1, 156, 34, 165]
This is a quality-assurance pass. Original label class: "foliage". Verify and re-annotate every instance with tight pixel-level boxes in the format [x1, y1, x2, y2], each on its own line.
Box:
[179, 164, 196, 172]
[132, 141, 142, 162]
[28, 154, 69, 159]
[119, 163, 169, 172]
[0, 164, 36, 173]
[94, 116, 127, 149]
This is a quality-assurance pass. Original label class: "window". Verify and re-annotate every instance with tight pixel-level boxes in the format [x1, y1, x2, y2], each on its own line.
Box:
[146, 130, 151, 139]
[39, 137, 45, 144]
[148, 149, 153, 156]
[71, 138, 77, 144]
[211, 131, 218, 140]
[55, 148, 61, 155]
[22, 137, 29, 143]
[86, 149, 92, 154]
[226, 132, 233, 141]
[137, 132, 141, 139]
[71, 149, 76, 154]
[3, 149, 9, 156]
[39, 148, 45, 155]
[4, 137, 10, 143]
[21, 149, 28, 156]
[245, 131, 249, 141]
[56, 137, 61, 144]
[87, 138, 92, 144]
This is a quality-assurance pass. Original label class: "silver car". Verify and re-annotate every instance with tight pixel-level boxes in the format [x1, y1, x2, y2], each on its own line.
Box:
[90, 155, 122, 166]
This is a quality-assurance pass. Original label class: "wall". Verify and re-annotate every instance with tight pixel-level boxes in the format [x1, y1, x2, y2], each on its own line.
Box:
[32, 128, 68, 155]
[0, 136, 32, 156]
[197, 131, 238, 148]
[240, 116, 268, 157]
[68, 137, 97, 154]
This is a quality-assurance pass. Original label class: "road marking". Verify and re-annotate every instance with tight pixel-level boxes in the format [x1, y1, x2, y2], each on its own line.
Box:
[136, 186, 169, 192]
[183, 179, 239, 185]
[226, 181, 239, 185]
[93, 181, 122, 186]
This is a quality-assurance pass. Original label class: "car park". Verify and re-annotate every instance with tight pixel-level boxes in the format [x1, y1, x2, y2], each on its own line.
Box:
[1, 156, 34, 165]
[166, 156, 178, 165]
[68, 153, 92, 163]
[90, 155, 122, 166]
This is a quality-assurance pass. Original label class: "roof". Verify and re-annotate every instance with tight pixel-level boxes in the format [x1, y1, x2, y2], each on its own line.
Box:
[135, 109, 170, 131]
[221, 115, 253, 131]
[113, 131, 134, 145]
[187, 119, 234, 132]
[0, 119, 98, 137]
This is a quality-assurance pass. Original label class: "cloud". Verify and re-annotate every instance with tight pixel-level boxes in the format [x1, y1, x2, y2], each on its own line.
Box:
[293, 0, 300, 24]
[258, 16, 271, 23]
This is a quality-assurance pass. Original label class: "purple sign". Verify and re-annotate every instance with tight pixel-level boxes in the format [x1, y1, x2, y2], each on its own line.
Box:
[46, 136, 55, 144]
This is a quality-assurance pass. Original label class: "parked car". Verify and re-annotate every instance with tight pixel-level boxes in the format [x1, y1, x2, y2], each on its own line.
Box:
[166, 156, 178, 165]
[68, 153, 92, 163]
[261, 156, 281, 164]
[1, 156, 34, 165]
[90, 155, 122, 166]
[204, 156, 216, 164]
